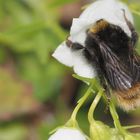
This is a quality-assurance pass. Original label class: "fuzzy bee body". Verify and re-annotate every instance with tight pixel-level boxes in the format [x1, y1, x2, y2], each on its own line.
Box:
[66, 13, 140, 111]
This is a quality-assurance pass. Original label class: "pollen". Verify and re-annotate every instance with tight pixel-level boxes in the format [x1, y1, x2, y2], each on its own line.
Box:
[89, 20, 109, 34]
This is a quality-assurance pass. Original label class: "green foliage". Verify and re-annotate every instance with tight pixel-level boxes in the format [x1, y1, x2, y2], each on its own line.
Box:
[0, 0, 69, 102]
[68, 75, 140, 140]
[0, 124, 27, 140]
[47, 0, 78, 9]
[0, 68, 39, 116]
[0, 0, 74, 139]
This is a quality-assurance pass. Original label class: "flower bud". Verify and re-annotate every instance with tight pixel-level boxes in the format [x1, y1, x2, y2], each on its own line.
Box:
[90, 121, 124, 140]
[48, 127, 87, 140]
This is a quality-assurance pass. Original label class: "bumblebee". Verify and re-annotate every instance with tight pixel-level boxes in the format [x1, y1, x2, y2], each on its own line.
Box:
[66, 10, 140, 111]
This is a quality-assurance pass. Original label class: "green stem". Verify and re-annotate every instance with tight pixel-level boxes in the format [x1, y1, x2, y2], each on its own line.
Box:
[109, 101, 125, 135]
[70, 83, 93, 125]
[124, 125, 140, 129]
[88, 89, 103, 123]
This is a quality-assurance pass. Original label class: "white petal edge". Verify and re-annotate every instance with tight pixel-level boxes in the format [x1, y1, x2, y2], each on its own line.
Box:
[69, 19, 89, 46]
[52, 42, 74, 67]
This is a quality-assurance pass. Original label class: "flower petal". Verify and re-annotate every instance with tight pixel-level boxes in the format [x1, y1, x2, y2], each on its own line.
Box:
[52, 42, 74, 67]
[52, 42, 96, 78]
[72, 50, 96, 78]
[53, 0, 133, 79]
[69, 0, 133, 45]
[48, 128, 86, 140]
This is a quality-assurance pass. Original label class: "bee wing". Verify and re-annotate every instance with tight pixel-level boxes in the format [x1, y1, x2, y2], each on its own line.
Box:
[99, 41, 133, 91]
[130, 52, 140, 82]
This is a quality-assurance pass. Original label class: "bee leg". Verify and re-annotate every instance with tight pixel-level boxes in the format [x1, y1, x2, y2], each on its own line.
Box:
[100, 76, 111, 113]
[122, 9, 138, 47]
[66, 39, 84, 50]
[101, 77, 111, 99]
[71, 42, 84, 50]
[103, 80, 111, 112]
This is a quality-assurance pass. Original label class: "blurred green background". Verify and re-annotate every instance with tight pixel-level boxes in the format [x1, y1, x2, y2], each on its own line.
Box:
[0, 0, 140, 140]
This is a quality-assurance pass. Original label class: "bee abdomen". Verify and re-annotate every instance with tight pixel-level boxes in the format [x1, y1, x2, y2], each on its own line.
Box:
[114, 83, 140, 111]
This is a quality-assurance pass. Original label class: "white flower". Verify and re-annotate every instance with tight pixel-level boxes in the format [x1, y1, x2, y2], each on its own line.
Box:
[48, 128, 87, 140]
[52, 0, 133, 78]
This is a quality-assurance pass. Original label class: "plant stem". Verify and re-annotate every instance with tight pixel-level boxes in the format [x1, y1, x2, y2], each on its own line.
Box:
[109, 101, 125, 135]
[88, 89, 103, 123]
[70, 83, 93, 125]
[124, 125, 140, 129]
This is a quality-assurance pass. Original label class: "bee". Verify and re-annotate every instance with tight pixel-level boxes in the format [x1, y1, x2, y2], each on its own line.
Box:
[66, 10, 140, 111]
